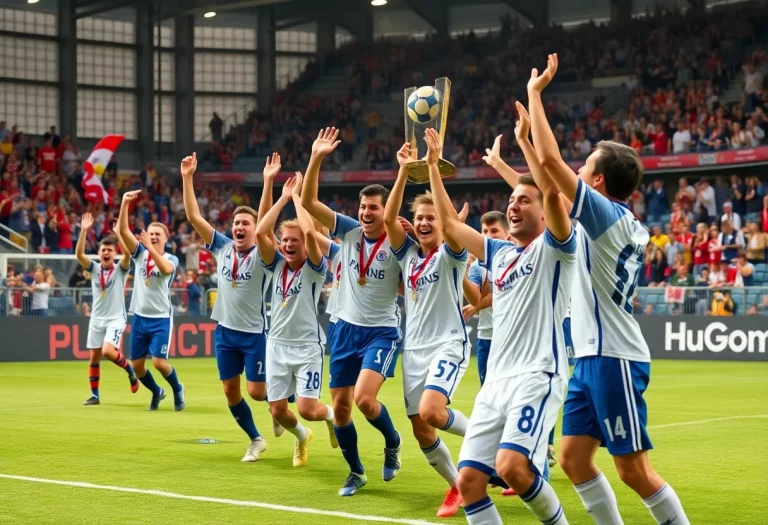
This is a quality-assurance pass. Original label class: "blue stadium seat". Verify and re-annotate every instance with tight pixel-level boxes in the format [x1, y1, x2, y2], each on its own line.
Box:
[744, 213, 759, 223]
[659, 214, 671, 224]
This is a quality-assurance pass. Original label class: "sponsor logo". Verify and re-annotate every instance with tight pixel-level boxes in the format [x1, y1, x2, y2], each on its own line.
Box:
[376, 250, 388, 262]
[664, 321, 768, 354]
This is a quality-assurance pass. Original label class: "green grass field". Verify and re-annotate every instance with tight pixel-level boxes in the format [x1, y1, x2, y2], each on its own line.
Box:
[1, 358, 766, 525]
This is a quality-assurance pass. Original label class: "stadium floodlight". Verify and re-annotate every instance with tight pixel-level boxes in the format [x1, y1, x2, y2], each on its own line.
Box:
[371, 0, 387, 6]
[27, 0, 40, 4]
[203, 11, 217, 18]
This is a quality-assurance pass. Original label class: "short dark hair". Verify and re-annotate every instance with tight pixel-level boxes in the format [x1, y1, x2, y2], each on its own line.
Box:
[595, 141, 644, 202]
[100, 235, 117, 247]
[359, 184, 390, 205]
[481, 211, 509, 231]
[516, 175, 542, 200]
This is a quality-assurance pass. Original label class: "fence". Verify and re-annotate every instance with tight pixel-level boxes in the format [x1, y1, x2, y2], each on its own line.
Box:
[635, 286, 768, 316]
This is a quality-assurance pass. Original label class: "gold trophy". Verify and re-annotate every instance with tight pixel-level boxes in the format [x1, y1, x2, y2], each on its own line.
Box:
[404, 77, 456, 183]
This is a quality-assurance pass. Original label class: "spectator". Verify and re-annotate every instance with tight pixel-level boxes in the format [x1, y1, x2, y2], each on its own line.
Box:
[646, 180, 670, 221]
[718, 219, 745, 262]
[732, 255, 755, 287]
[713, 176, 730, 213]
[710, 260, 731, 287]
[747, 304, 759, 316]
[675, 177, 696, 214]
[763, 194, 768, 232]
[672, 122, 692, 153]
[744, 176, 765, 215]
[209, 112, 223, 142]
[647, 247, 668, 287]
[643, 303, 655, 316]
[695, 179, 717, 222]
[744, 61, 764, 110]
[676, 222, 694, 267]
[692, 223, 711, 277]
[721, 201, 742, 231]
[68, 266, 89, 288]
[186, 270, 203, 316]
[711, 289, 736, 316]
[23, 268, 50, 316]
[745, 221, 767, 263]
[35, 138, 57, 175]
[669, 263, 695, 286]
[650, 225, 670, 251]
[30, 213, 55, 253]
[729, 175, 746, 216]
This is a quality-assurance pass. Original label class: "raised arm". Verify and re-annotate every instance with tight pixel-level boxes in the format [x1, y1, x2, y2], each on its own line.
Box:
[116, 230, 131, 271]
[528, 54, 578, 204]
[136, 231, 174, 275]
[180, 152, 214, 245]
[258, 152, 281, 225]
[291, 174, 323, 268]
[425, 128, 485, 259]
[117, 190, 140, 255]
[257, 176, 296, 267]
[482, 134, 521, 188]
[75, 212, 94, 269]
[384, 143, 411, 252]
[300, 127, 341, 230]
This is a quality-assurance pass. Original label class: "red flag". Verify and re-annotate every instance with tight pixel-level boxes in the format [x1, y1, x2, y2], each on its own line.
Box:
[82, 135, 124, 205]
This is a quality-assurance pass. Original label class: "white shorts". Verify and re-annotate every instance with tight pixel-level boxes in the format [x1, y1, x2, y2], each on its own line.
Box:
[402, 340, 470, 417]
[87, 317, 126, 350]
[266, 339, 325, 401]
[458, 372, 566, 476]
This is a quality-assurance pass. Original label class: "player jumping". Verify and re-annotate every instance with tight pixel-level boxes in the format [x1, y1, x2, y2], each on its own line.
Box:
[117, 190, 185, 411]
[77, 212, 139, 405]
[301, 127, 403, 496]
[529, 53, 690, 525]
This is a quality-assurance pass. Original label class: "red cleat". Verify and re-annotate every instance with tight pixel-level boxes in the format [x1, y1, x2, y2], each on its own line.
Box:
[437, 486, 463, 518]
[501, 487, 517, 497]
[129, 374, 140, 394]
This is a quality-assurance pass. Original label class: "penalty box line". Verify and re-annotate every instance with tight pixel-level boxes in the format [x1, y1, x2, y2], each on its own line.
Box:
[0, 474, 442, 525]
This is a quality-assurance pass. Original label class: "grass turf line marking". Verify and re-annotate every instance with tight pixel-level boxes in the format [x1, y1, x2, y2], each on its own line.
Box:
[0, 474, 443, 525]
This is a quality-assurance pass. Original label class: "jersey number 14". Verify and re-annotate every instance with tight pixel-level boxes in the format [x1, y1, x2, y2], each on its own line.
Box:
[611, 244, 643, 314]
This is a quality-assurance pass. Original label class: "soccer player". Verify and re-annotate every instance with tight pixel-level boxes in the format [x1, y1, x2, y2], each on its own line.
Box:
[77, 212, 138, 405]
[255, 174, 337, 467]
[426, 111, 574, 524]
[301, 127, 403, 496]
[382, 143, 469, 517]
[181, 152, 276, 462]
[117, 190, 185, 411]
[529, 54, 690, 525]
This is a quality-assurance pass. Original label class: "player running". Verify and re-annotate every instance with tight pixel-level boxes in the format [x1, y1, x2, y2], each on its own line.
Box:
[301, 127, 403, 497]
[529, 53, 690, 525]
[181, 152, 278, 462]
[426, 109, 574, 524]
[117, 190, 185, 411]
[77, 212, 138, 405]
[383, 143, 470, 518]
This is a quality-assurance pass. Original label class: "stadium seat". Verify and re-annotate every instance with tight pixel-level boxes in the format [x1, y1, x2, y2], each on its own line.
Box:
[659, 214, 671, 224]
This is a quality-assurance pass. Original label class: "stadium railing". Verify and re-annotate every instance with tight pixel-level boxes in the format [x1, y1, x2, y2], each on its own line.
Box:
[635, 286, 768, 316]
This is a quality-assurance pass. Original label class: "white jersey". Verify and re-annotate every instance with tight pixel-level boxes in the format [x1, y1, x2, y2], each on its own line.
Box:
[207, 231, 270, 334]
[264, 252, 327, 345]
[569, 179, 650, 362]
[394, 237, 467, 350]
[325, 241, 341, 321]
[467, 260, 493, 340]
[331, 213, 401, 328]
[88, 260, 128, 321]
[129, 244, 179, 318]
[481, 231, 575, 383]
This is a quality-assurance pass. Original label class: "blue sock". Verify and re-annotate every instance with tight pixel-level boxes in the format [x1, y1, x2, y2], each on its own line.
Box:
[229, 398, 260, 440]
[366, 403, 400, 449]
[548, 427, 555, 446]
[162, 367, 182, 393]
[334, 421, 364, 474]
[139, 370, 161, 395]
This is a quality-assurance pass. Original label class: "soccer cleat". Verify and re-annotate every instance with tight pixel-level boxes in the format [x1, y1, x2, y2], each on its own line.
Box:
[129, 374, 140, 394]
[293, 428, 314, 467]
[501, 487, 517, 497]
[338, 472, 367, 496]
[272, 417, 285, 438]
[382, 433, 402, 481]
[173, 384, 185, 411]
[326, 420, 339, 449]
[82, 396, 100, 406]
[149, 388, 166, 411]
[437, 486, 463, 518]
[242, 437, 267, 462]
[548, 445, 557, 468]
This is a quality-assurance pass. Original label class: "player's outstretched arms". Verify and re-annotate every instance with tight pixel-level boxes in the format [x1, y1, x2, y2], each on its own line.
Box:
[137, 231, 174, 275]
[115, 231, 131, 271]
[180, 152, 215, 245]
[425, 128, 485, 259]
[383, 143, 411, 252]
[258, 152, 281, 225]
[256, 176, 297, 267]
[300, 127, 341, 231]
[482, 134, 521, 189]
[75, 212, 94, 269]
[528, 54, 577, 205]
[291, 173, 323, 268]
[117, 190, 140, 256]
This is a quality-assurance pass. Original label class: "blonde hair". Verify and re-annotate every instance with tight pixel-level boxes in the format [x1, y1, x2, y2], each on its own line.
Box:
[148, 222, 170, 239]
[233, 206, 258, 221]
[277, 219, 303, 240]
[410, 191, 435, 213]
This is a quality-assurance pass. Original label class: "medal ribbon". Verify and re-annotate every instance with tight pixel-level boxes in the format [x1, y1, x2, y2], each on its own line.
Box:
[100, 265, 114, 294]
[145, 255, 155, 281]
[409, 246, 439, 294]
[281, 260, 306, 302]
[231, 246, 256, 285]
[359, 233, 387, 283]
[495, 250, 523, 290]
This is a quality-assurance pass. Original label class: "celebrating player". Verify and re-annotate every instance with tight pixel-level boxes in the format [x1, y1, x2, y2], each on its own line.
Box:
[301, 127, 403, 497]
[117, 190, 184, 411]
[77, 212, 138, 405]
[382, 143, 470, 517]
[528, 54, 690, 525]
[181, 152, 276, 462]
[255, 174, 337, 467]
[426, 112, 574, 524]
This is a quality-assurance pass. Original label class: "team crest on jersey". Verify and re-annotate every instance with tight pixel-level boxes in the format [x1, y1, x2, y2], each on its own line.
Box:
[376, 250, 388, 262]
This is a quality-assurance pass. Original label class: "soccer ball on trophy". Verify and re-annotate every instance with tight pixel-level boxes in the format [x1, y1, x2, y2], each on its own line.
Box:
[406, 86, 441, 123]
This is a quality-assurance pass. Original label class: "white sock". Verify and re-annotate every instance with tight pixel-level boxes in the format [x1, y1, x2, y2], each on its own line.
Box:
[324, 404, 334, 422]
[574, 473, 624, 525]
[464, 496, 502, 525]
[421, 438, 458, 486]
[643, 484, 690, 525]
[287, 421, 308, 441]
[441, 408, 468, 437]
[521, 475, 569, 524]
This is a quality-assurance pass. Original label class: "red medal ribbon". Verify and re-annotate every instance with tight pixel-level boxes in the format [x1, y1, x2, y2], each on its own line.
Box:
[100, 265, 115, 294]
[409, 246, 439, 294]
[495, 250, 523, 290]
[145, 254, 155, 281]
[231, 246, 256, 284]
[281, 260, 306, 303]
[359, 232, 387, 284]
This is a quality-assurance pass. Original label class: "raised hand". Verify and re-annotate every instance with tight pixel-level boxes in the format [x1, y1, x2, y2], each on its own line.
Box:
[264, 152, 282, 181]
[122, 189, 141, 204]
[424, 128, 441, 166]
[282, 176, 297, 200]
[312, 127, 341, 157]
[180, 153, 197, 179]
[514, 101, 531, 143]
[398, 216, 415, 237]
[527, 53, 558, 94]
[137, 230, 152, 249]
[457, 202, 469, 224]
[81, 212, 94, 231]
[482, 134, 503, 168]
[396, 143, 412, 167]
[292, 172, 304, 197]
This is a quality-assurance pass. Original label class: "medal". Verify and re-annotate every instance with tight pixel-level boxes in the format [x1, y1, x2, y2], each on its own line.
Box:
[410, 291, 417, 301]
[408, 245, 439, 302]
[231, 281, 237, 289]
[100, 291, 106, 298]
[144, 279, 151, 286]
[280, 260, 305, 308]
[358, 232, 387, 288]
[231, 245, 256, 291]
[99, 264, 114, 298]
[335, 280, 340, 288]
[280, 301, 287, 308]
[495, 250, 523, 290]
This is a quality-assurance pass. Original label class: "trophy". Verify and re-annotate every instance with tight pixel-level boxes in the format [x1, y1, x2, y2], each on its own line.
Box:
[403, 77, 456, 184]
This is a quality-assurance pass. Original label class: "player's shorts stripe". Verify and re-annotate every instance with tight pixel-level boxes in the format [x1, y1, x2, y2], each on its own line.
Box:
[619, 359, 640, 451]
[166, 316, 174, 357]
[381, 330, 400, 376]
[622, 359, 642, 451]
[550, 261, 561, 374]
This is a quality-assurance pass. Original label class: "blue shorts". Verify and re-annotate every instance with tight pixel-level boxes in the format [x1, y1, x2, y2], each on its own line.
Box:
[328, 319, 401, 388]
[476, 338, 491, 386]
[215, 325, 266, 383]
[562, 356, 653, 456]
[129, 315, 172, 360]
